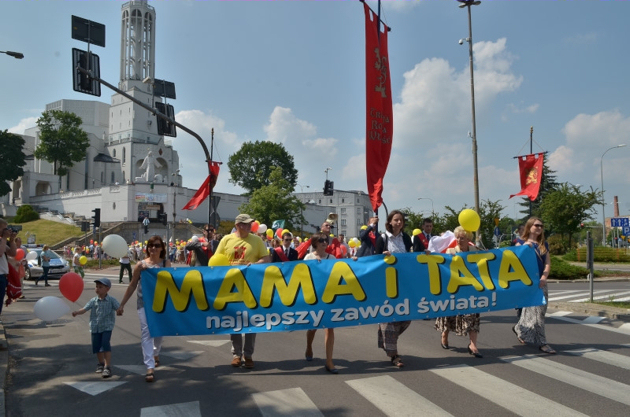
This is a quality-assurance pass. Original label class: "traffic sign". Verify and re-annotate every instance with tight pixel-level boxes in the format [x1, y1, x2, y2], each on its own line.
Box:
[71, 15, 106, 47]
[611, 217, 629, 227]
[494, 227, 501, 237]
[623, 225, 630, 236]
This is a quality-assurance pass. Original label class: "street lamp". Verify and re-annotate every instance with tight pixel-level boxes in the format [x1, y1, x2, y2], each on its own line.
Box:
[297, 184, 310, 238]
[600, 144, 626, 246]
[417, 197, 434, 216]
[458, 0, 481, 243]
[0, 50, 24, 59]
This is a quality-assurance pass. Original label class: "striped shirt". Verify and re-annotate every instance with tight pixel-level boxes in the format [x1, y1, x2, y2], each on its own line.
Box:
[83, 294, 120, 333]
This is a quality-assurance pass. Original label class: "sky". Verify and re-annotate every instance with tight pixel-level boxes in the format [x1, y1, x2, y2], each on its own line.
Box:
[2, 0, 630, 223]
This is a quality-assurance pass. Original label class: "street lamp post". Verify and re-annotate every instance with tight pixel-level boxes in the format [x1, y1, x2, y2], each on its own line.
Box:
[297, 184, 310, 238]
[417, 197, 434, 216]
[458, 0, 481, 243]
[0, 50, 24, 59]
[600, 144, 626, 246]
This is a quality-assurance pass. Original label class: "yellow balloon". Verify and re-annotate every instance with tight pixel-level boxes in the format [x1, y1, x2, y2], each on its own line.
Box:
[459, 209, 481, 232]
[360, 225, 368, 230]
[79, 255, 87, 265]
[329, 234, 334, 238]
[348, 240, 356, 248]
[283, 230, 291, 236]
[266, 229, 274, 238]
[413, 228, 421, 236]
[208, 254, 230, 267]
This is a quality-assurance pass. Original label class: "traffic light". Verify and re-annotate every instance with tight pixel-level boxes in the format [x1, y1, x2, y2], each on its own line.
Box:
[323, 180, 334, 196]
[580, 223, 585, 229]
[155, 102, 177, 137]
[91, 208, 101, 228]
[72, 48, 101, 97]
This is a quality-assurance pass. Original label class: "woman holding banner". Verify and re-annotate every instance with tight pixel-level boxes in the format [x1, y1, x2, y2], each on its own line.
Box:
[304, 232, 338, 373]
[435, 226, 483, 358]
[375, 210, 414, 368]
[117, 235, 171, 382]
[513, 217, 555, 354]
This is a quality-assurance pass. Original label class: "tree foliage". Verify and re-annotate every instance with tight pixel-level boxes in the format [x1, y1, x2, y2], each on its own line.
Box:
[539, 183, 602, 249]
[0, 130, 27, 197]
[14, 205, 40, 223]
[227, 141, 298, 194]
[34, 110, 89, 177]
[239, 167, 305, 231]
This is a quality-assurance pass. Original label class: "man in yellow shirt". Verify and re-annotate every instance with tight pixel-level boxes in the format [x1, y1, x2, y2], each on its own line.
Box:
[215, 214, 270, 368]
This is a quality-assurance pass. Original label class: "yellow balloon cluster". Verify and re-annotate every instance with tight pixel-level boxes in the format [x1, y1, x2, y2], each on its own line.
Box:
[459, 209, 481, 232]
[208, 254, 230, 267]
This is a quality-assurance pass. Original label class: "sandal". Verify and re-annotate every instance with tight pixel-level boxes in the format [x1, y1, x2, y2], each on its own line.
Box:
[539, 345, 556, 354]
[512, 326, 525, 345]
[390, 355, 404, 368]
[154, 356, 160, 367]
[145, 372, 155, 383]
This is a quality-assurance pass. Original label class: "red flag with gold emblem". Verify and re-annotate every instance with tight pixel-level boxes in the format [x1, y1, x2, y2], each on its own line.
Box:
[510, 153, 544, 201]
[363, 1, 393, 212]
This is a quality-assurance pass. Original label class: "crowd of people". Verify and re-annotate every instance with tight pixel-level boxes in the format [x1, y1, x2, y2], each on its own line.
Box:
[62, 212, 553, 382]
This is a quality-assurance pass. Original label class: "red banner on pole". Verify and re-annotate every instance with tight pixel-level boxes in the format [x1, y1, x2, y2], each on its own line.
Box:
[363, 2, 393, 212]
[509, 153, 544, 201]
[182, 162, 220, 210]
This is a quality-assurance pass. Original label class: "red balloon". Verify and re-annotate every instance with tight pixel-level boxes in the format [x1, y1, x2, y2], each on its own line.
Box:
[15, 248, 25, 261]
[59, 272, 84, 302]
[275, 228, 283, 239]
[251, 221, 260, 233]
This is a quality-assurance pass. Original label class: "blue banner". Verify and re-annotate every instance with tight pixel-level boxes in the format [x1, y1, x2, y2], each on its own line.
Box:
[142, 245, 544, 337]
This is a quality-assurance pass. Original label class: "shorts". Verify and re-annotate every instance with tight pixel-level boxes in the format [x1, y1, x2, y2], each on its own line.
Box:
[91, 331, 112, 354]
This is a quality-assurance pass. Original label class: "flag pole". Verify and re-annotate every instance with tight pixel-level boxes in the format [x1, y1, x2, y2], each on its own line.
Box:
[209, 128, 214, 228]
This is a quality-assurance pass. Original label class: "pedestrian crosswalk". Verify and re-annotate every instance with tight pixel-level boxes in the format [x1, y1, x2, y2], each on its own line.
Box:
[548, 289, 630, 303]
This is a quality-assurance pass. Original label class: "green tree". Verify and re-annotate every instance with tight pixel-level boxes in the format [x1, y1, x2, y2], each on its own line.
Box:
[239, 166, 305, 232]
[539, 183, 602, 250]
[0, 130, 27, 197]
[34, 110, 90, 178]
[228, 141, 298, 194]
[517, 157, 559, 221]
[436, 199, 506, 249]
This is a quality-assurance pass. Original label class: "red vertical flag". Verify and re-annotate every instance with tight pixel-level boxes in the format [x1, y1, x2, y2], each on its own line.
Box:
[363, 1, 393, 212]
[182, 161, 220, 210]
[509, 153, 545, 201]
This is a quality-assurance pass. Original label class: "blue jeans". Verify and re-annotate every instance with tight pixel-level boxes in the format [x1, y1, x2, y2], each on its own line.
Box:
[0, 275, 7, 316]
[37, 266, 50, 285]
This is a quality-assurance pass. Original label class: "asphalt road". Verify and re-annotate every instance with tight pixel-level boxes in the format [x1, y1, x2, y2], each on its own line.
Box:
[2, 272, 630, 417]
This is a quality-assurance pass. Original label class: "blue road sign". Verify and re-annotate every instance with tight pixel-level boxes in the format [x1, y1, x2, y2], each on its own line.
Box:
[623, 226, 630, 236]
[612, 218, 629, 228]
[494, 226, 501, 237]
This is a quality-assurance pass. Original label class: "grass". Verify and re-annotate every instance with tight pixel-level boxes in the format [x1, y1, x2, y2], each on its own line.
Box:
[589, 300, 630, 309]
[7, 218, 83, 247]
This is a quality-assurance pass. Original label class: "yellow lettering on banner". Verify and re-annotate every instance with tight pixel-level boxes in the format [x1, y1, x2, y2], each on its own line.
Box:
[467, 252, 497, 290]
[213, 268, 257, 310]
[447, 256, 484, 293]
[152, 270, 208, 313]
[321, 262, 366, 303]
[385, 267, 398, 298]
[417, 254, 446, 295]
[498, 250, 533, 288]
[259, 264, 317, 307]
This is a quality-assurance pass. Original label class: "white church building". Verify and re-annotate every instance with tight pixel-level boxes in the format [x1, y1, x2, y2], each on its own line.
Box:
[2, 0, 371, 240]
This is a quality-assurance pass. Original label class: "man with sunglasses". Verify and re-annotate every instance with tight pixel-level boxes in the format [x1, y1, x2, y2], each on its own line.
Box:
[296, 220, 343, 259]
[271, 231, 298, 262]
[215, 213, 270, 369]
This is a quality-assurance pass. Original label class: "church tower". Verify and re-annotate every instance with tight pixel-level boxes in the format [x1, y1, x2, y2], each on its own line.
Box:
[107, 0, 179, 186]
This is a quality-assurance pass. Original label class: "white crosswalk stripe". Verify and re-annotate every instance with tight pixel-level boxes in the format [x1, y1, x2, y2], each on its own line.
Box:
[570, 290, 630, 303]
[345, 375, 452, 417]
[548, 290, 616, 302]
[565, 348, 630, 370]
[428, 364, 586, 417]
[500, 354, 630, 406]
[252, 387, 324, 417]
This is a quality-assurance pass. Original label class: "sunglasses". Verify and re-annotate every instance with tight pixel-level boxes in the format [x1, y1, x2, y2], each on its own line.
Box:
[533, 224, 544, 228]
[283, 238, 292, 241]
[148, 243, 163, 248]
[318, 238, 329, 244]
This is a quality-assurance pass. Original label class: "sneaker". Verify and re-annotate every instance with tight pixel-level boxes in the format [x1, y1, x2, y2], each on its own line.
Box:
[96, 363, 105, 373]
[45, 283, 51, 287]
[231, 357, 242, 367]
[102, 367, 112, 378]
[243, 357, 254, 369]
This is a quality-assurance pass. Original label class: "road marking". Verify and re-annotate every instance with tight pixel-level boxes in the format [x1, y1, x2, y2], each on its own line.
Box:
[570, 291, 630, 303]
[548, 290, 615, 302]
[581, 316, 605, 324]
[547, 316, 630, 335]
[160, 350, 203, 361]
[140, 401, 201, 417]
[429, 364, 586, 417]
[115, 365, 147, 375]
[500, 355, 630, 406]
[564, 348, 630, 370]
[546, 311, 573, 317]
[346, 375, 453, 417]
[187, 340, 231, 347]
[252, 387, 323, 417]
[64, 381, 126, 396]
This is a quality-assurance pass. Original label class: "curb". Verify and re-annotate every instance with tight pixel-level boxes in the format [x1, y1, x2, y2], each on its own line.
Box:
[549, 301, 630, 322]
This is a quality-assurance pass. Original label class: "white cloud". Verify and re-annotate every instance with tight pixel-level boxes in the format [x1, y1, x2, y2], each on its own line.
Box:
[302, 138, 338, 158]
[263, 106, 316, 145]
[9, 117, 38, 134]
[563, 32, 598, 46]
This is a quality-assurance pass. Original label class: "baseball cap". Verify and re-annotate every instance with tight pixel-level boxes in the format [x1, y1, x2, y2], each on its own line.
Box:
[235, 214, 255, 224]
[94, 278, 111, 288]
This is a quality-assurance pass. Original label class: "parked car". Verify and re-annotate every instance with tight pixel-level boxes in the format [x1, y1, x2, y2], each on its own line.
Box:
[24, 248, 70, 281]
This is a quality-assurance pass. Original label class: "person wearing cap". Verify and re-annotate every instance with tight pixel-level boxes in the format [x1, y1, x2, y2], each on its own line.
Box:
[214, 213, 270, 369]
[117, 235, 171, 382]
[72, 278, 120, 379]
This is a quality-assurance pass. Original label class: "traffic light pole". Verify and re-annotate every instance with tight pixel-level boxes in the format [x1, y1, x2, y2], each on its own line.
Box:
[77, 67, 214, 225]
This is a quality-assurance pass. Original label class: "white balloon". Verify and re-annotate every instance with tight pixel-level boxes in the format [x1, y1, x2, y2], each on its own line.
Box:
[34, 296, 70, 322]
[25, 251, 38, 261]
[101, 234, 129, 258]
[258, 224, 268, 233]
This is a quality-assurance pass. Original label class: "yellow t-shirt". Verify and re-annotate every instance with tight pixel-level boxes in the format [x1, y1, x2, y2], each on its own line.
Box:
[215, 233, 268, 265]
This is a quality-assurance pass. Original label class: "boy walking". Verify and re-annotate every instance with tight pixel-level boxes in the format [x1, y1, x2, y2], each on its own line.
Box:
[72, 278, 119, 378]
